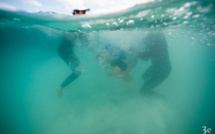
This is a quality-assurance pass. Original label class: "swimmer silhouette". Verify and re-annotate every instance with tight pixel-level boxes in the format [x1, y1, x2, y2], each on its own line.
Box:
[138, 31, 171, 94]
[56, 32, 86, 97]
[104, 44, 137, 78]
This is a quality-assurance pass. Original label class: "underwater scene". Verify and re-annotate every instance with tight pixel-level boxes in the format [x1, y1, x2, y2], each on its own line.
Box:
[0, 0, 215, 134]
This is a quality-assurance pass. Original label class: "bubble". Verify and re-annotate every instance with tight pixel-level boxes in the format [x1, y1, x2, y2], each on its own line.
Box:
[178, 7, 185, 12]
[183, 16, 189, 19]
[184, 2, 192, 8]
[126, 20, 134, 25]
[13, 18, 21, 21]
[136, 10, 151, 18]
[207, 32, 212, 35]
[197, 4, 212, 13]
[166, 8, 177, 13]
[184, 1, 198, 8]
[186, 12, 192, 16]
[82, 24, 91, 28]
[118, 18, 124, 23]
[112, 22, 118, 26]
[192, 14, 200, 18]
[163, 22, 168, 25]
[151, 15, 155, 18]
[173, 17, 177, 20]
[191, 37, 195, 40]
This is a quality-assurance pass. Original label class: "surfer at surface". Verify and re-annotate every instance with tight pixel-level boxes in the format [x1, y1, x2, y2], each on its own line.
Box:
[72, 9, 90, 15]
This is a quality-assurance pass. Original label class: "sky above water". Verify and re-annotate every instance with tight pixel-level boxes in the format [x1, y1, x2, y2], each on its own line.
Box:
[0, 0, 155, 15]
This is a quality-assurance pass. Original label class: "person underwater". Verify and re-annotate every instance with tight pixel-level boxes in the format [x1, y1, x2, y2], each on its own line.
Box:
[104, 44, 138, 78]
[90, 44, 138, 80]
[138, 31, 171, 94]
[56, 32, 88, 97]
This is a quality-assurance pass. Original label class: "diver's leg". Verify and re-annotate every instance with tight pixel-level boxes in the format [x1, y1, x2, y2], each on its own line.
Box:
[142, 66, 154, 83]
[140, 67, 170, 95]
[61, 58, 81, 88]
[57, 57, 81, 97]
[140, 67, 166, 94]
[61, 71, 81, 88]
[140, 76, 162, 94]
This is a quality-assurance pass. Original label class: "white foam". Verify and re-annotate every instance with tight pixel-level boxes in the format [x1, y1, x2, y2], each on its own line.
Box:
[136, 10, 151, 18]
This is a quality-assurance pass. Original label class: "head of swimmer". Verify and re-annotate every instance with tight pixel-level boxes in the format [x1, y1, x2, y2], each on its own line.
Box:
[72, 9, 90, 15]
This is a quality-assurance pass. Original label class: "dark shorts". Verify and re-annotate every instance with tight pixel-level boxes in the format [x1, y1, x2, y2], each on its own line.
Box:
[111, 59, 128, 71]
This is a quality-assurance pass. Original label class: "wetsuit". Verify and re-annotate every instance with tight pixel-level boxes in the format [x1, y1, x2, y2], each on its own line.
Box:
[139, 32, 171, 93]
[58, 33, 81, 88]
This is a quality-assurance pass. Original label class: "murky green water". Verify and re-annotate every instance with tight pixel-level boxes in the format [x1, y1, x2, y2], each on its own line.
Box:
[0, 0, 215, 134]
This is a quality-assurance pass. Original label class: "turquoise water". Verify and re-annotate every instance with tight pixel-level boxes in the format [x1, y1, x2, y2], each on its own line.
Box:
[0, 0, 215, 134]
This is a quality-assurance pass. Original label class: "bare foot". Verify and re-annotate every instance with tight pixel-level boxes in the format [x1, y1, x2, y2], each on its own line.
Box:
[56, 87, 63, 98]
